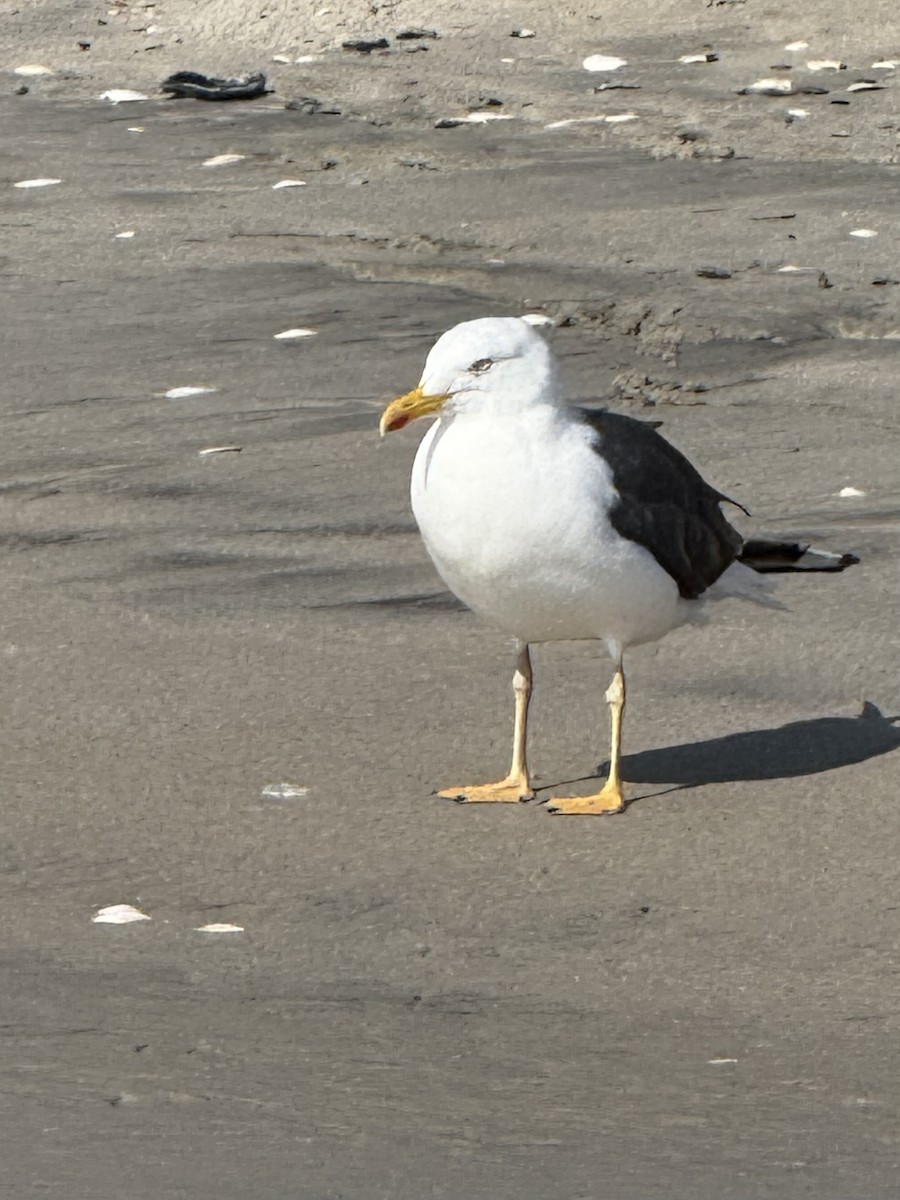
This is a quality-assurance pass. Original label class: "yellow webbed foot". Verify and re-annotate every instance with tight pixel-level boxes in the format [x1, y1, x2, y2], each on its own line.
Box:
[438, 775, 533, 804]
[545, 781, 626, 816]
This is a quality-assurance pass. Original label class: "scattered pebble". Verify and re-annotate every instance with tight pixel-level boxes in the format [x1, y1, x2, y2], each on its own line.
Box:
[273, 327, 317, 339]
[115, 230, 135, 239]
[272, 178, 307, 189]
[740, 78, 793, 95]
[396, 28, 439, 40]
[164, 386, 217, 399]
[696, 266, 732, 279]
[99, 89, 149, 103]
[342, 38, 389, 53]
[13, 177, 62, 188]
[838, 486, 866, 497]
[93, 904, 151, 924]
[806, 59, 846, 71]
[202, 153, 246, 167]
[198, 446, 242, 457]
[849, 228, 877, 238]
[521, 313, 554, 326]
[14, 64, 54, 76]
[195, 923, 244, 933]
[261, 783, 310, 799]
[511, 28, 536, 38]
[583, 54, 627, 72]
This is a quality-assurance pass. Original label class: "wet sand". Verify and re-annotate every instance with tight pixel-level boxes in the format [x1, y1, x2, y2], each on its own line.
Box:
[3, 5, 900, 1197]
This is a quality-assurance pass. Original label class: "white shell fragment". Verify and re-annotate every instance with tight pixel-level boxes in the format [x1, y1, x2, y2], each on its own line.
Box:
[272, 178, 307, 189]
[871, 60, 899, 70]
[605, 112, 639, 124]
[708, 1057, 739, 1065]
[127, 126, 144, 133]
[93, 904, 151, 924]
[679, 53, 717, 64]
[202, 153, 246, 167]
[294, 55, 321, 64]
[741, 78, 793, 95]
[14, 64, 54, 76]
[521, 313, 554, 326]
[198, 446, 242, 458]
[846, 81, 883, 92]
[100, 89, 149, 103]
[776, 265, 816, 273]
[806, 59, 846, 71]
[273, 327, 317, 339]
[13, 178, 62, 189]
[787, 108, 810, 118]
[849, 228, 877, 238]
[784, 41, 810, 52]
[195, 923, 244, 933]
[838, 486, 866, 497]
[164, 386, 217, 399]
[511, 28, 536, 38]
[545, 117, 607, 129]
[583, 54, 627, 72]
[272, 54, 292, 63]
[115, 230, 135, 239]
[261, 783, 310, 799]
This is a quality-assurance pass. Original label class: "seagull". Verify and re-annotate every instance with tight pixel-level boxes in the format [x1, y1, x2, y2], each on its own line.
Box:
[379, 317, 858, 815]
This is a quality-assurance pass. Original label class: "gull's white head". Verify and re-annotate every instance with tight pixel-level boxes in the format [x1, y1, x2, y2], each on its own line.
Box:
[380, 317, 558, 435]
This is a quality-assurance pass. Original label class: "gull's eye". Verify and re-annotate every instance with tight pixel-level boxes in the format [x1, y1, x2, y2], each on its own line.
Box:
[469, 358, 494, 374]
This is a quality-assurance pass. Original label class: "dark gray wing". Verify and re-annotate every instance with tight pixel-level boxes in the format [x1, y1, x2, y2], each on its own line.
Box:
[578, 409, 744, 600]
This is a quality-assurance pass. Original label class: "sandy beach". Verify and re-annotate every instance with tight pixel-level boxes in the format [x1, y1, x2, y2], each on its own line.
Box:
[2, 2, 900, 1197]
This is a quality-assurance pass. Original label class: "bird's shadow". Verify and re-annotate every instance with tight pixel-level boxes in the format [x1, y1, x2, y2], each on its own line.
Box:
[568, 703, 900, 796]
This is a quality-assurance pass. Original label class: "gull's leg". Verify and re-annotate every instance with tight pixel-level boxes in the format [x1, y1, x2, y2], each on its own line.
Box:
[546, 659, 627, 815]
[439, 642, 534, 803]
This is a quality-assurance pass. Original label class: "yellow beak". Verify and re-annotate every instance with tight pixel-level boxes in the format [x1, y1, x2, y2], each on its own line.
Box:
[379, 384, 450, 436]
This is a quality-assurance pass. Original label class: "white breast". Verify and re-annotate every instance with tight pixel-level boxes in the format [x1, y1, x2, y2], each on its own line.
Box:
[410, 406, 685, 651]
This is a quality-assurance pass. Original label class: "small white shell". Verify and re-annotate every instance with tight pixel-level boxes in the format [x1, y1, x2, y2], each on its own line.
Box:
[679, 53, 715, 64]
[202, 153, 246, 167]
[545, 117, 607, 129]
[806, 59, 845, 71]
[776, 265, 815, 273]
[605, 112, 639, 123]
[115, 230, 135, 239]
[742, 78, 793, 95]
[272, 54, 292, 63]
[273, 327, 317, 339]
[195, 923, 244, 933]
[294, 55, 321, 64]
[784, 41, 810, 52]
[14, 64, 54, 76]
[871, 60, 899, 69]
[93, 904, 151, 924]
[520, 313, 554, 326]
[846, 81, 882, 92]
[164, 386, 217, 399]
[198, 446, 241, 457]
[787, 108, 810, 118]
[99, 89, 149, 103]
[838, 486, 866, 497]
[261, 783, 310, 799]
[849, 228, 877, 238]
[13, 178, 62, 188]
[708, 1057, 738, 1065]
[272, 179, 307, 189]
[127, 126, 144, 133]
[583, 54, 627, 72]
[512, 28, 536, 38]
